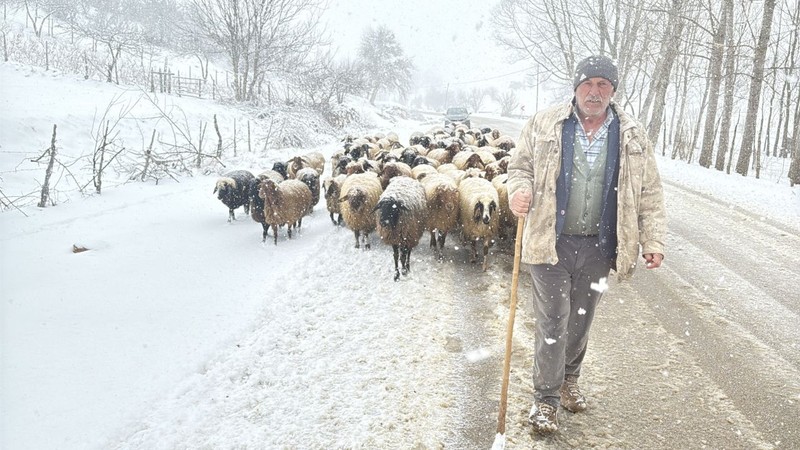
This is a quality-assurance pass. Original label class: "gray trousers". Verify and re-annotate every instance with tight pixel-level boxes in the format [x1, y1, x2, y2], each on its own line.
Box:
[528, 235, 613, 406]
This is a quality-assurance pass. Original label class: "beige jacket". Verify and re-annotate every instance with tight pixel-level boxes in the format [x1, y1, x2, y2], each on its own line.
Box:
[507, 100, 666, 280]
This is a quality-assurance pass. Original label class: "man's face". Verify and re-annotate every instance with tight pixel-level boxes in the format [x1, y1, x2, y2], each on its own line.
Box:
[575, 77, 614, 119]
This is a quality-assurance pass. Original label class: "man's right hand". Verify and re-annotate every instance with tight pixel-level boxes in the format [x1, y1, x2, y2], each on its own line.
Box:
[510, 190, 531, 217]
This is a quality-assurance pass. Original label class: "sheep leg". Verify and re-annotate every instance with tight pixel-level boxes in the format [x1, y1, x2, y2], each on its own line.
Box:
[288, 223, 293, 239]
[261, 223, 269, 243]
[329, 212, 337, 225]
[437, 231, 447, 261]
[337, 214, 344, 226]
[272, 224, 279, 245]
[470, 240, 478, 263]
[482, 239, 490, 271]
[429, 231, 436, 249]
[354, 230, 360, 249]
[401, 246, 411, 276]
[392, 245, 401, 281]
[228, 209, 235, 222]
[364, 233, 371, 250]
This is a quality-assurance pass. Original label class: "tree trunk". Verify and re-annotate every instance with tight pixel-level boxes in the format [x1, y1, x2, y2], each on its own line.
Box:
[735, 0, 777, 176]
[779, 5, 799, 159]
[789, 89, 800, 186]
[369, 85, 378, 105]
[698, 2, 728, 168]
[214, 114, 222, 159]
[646, 0, 687, 148]
[715, 0, 737, 171]
[94, 121, 109, 194]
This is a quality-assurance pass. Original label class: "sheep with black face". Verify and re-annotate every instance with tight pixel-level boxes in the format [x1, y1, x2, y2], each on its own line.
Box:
[295, 167, 321, 210]
[374, 176, 428, 281]
[213, 169, 256, 222]
[458, 176, 499, 271]
[418, 173, 460, 261]
[323, 174, 347, 226]
[339, 172, 383, 249]
[287, 151, 325, 178]
[258, 178, 313, 245]
[249, 169, 285, 241]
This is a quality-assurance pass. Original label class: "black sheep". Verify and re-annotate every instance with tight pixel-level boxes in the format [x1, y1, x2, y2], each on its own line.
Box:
[272, 162, 288, 180]
[213, 170, 255, 222]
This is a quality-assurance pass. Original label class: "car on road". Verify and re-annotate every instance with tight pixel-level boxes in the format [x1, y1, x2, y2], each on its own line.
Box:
[444, 106, 471, 129]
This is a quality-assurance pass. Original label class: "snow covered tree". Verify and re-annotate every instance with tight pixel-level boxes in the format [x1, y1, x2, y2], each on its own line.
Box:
[735, 0, 777, 177]
[292, 53, 365, 109]
[67, 0, 145, 83]
[697, 0, 730, 168]
[357, 25, 414, 105]
[188, 0, 325, 103]
[495, 90, 519, 117]
[463, 87, 486, 114]
[21, 0, 65, 38]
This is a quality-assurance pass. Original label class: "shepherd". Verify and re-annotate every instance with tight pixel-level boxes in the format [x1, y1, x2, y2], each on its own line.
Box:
[504, 54, 667, 435]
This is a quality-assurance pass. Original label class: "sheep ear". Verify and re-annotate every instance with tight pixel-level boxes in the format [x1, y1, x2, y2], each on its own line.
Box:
[213, 186, 218, 194]
[339, 195, 349, 203]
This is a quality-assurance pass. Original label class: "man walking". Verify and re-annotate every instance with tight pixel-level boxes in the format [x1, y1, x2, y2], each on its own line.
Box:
[506, 55, 667, 434]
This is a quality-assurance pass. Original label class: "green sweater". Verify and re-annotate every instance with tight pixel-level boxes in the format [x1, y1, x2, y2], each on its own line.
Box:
[562, 137, 609, 235]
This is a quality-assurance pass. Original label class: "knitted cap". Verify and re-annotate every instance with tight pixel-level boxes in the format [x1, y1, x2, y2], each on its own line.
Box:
[573, 55, 618, 91]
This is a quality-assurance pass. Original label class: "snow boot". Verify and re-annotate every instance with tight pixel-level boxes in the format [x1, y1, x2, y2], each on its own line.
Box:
[528, 401, 559, 434]
[560, 374, 587, 413]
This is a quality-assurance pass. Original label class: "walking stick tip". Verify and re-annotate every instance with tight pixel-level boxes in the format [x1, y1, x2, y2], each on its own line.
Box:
[491, 433, 505, 450]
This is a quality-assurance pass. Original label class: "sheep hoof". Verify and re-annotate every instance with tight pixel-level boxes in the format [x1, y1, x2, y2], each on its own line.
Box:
[394, 272, 400, 281]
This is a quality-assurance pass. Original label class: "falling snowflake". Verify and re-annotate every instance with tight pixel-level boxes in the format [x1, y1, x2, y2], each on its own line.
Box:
[590, 277, 609, 293]
[578, 308, 587, 315]
[545, 338, 557, 345]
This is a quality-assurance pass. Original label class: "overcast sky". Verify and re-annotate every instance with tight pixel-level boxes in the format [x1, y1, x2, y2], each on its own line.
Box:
[320, 0, 532, 91]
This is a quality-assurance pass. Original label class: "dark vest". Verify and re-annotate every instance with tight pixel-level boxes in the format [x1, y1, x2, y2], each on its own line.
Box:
[555, 113, 621, 262]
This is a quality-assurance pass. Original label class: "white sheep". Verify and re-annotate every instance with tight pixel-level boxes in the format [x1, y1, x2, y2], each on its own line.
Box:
[339, 172, 383, 249]
[419, 173, 460, 261]
[287, 151, 325, 178]
[452, 151, 485, 171]
[411, 164, 438, 180]
[378, 161, 413, 189]
[427, 140, 461, 165]
[458, 176, 499, 271]
[374, 176, 428, 281]
[491, 173, 515, 241]
[258, 178, 313, 245]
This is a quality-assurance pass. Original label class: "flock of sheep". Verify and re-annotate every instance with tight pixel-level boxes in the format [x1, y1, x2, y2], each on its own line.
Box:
[213, 123, 518, 281]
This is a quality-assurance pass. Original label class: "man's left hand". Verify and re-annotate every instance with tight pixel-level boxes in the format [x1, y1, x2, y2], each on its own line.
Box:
[643, 253, 663, 269]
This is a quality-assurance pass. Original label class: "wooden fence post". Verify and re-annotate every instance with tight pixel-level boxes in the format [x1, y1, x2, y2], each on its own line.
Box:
[37, 125, 58, 207]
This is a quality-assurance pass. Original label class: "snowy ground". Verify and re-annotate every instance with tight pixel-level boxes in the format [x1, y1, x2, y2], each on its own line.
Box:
[2, 62, 799, 449]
